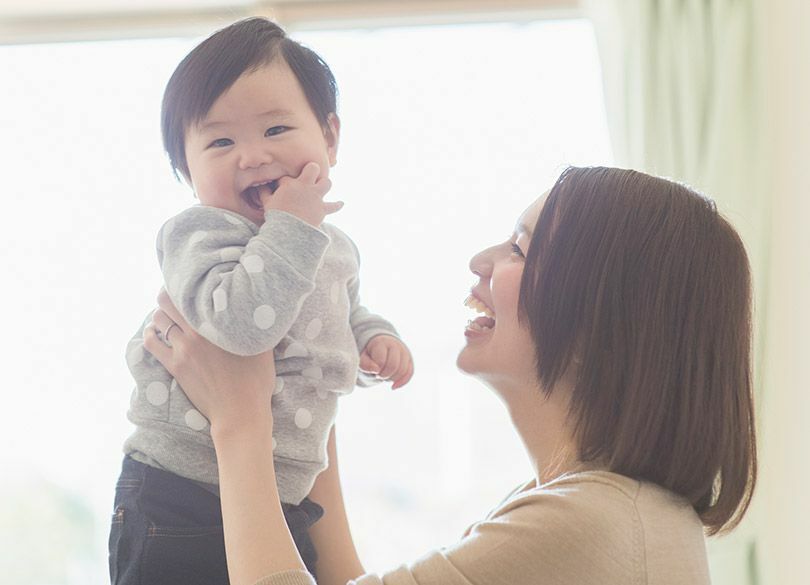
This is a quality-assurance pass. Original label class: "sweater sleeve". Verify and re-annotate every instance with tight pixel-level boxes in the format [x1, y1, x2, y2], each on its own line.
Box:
[351, 483, 644, 585]
[158, 207, 330, 356]
[251, 476, 653, 585]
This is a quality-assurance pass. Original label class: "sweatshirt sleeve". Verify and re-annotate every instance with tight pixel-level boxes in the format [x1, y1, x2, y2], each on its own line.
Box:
[344, 239, 399, 352]
[342, 239, 401, 387]
[158, 207, 330, 356]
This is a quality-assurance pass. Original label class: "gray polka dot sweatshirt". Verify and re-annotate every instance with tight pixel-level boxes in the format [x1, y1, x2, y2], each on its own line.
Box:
[123, 206, 398, 504]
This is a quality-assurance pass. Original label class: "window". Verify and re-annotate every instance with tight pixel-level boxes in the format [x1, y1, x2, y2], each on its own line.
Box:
[0, 19, 610, 582]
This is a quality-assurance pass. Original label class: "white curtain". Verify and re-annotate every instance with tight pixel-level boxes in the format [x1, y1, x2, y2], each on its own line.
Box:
[583, 2, 767, 584]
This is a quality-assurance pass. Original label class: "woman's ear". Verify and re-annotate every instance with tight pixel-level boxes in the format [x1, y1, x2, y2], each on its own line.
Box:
[325, 113, 340, 166]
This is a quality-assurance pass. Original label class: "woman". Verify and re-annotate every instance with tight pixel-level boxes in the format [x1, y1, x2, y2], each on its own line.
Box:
[144, 166, 757, 585]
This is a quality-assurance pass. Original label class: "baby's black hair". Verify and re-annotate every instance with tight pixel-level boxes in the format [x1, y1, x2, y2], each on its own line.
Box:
[161, 17, 338, 179]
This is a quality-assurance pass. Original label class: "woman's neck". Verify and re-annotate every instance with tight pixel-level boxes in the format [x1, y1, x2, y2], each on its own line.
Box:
[505, 382, 585, 485]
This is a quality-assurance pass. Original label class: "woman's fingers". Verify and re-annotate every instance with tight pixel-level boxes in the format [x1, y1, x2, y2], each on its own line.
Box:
[144, 322, 173, 365]
[157, 288, 188, 328]
[152, 308, 176, 335]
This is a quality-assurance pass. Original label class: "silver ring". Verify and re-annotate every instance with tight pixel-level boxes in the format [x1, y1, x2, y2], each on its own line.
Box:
[164, 322, 178, 347]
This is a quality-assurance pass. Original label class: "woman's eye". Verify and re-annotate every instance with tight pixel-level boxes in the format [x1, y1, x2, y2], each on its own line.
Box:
[265, 126, 289, 137]
[510, 243, 525, 258]
[208, 138, 233, 148]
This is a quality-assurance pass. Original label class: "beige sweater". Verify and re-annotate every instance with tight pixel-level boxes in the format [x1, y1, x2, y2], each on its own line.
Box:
[254, 471, 711, 585]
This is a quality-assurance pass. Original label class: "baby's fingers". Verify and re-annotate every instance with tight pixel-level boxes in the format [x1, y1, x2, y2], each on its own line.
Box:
[377, 348, 401, 379]
[359, 351, 380, 374]
[324, 200, 344, 216]
[391, 359, 414, 390]
[298, 161, 322, 183]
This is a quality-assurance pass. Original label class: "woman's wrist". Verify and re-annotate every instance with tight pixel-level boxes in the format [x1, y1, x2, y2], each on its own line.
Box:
[212, 406, 304, 584]
[210, 411, 274, 449]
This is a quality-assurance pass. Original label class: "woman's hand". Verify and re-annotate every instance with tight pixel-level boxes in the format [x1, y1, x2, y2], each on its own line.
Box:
[145, 289, 305, 585]
[143, 288, 277, 438]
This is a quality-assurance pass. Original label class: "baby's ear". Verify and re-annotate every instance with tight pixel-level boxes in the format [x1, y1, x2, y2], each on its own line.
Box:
[325, 113, 340, 166]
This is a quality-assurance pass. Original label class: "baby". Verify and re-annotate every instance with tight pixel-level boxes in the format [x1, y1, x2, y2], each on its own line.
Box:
[109, 18, 412, 585]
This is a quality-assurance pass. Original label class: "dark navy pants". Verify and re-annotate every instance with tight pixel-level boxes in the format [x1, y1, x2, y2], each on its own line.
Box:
[108, 456, 322, 585]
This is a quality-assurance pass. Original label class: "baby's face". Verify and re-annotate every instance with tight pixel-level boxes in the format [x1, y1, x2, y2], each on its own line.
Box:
[184, 59, 339, 226]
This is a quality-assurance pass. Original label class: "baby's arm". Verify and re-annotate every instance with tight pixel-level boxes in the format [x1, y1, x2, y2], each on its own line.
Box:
[158, 206, 331, 356]
[345, 243, 413, 388]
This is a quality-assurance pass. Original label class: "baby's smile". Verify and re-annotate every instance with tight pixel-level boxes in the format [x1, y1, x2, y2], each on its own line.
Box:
[241, 179, 280, 210]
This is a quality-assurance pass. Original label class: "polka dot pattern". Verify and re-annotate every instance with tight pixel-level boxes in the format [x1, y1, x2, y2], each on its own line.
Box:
[273, 377, 285, 395]
[316, 388, 329, 400]
[272, 436, 278, 451]
[163, 217, 176, 239]
[185, 409, 208, 431]
[223, 212, 244, 226]
[253, 305, 276, 329]
[198, 322, 219, 343]
[146, 381, 169, 406]
[213, 288, 228, 312]
[294, 408, 313, 429]
[168, 275, 183, 299]
[304, 318, 322, 340]
[284, 342, 308, 359]
[189, 230, 207, 246]
[127, 344, 144, 368]
[242, 254, 264, 273]
[220, 248, 242, 263]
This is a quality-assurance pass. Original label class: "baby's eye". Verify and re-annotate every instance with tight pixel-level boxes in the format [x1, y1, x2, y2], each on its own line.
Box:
[265, 126, 289, 137]
[510, 243, 525, 259]
[208, 138, 233, 148]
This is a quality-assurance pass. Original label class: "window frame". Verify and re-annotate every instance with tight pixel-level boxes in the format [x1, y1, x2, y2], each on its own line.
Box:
[0, 0, 580, 45]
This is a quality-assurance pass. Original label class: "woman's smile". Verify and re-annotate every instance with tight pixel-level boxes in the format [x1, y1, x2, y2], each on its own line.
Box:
[464, 293, 496, 337]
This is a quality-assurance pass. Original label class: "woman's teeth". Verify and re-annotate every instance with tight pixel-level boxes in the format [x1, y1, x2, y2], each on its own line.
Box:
[464, 295, 495, 318]
[467, 318, 494, 332]
[464, 295, 496, 331]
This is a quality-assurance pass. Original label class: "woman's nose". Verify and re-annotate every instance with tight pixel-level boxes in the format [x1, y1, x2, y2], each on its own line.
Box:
[469, 246, 494, 278]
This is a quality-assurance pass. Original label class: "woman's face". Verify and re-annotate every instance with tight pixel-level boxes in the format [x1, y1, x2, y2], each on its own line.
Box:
[457, 193, 546, 391]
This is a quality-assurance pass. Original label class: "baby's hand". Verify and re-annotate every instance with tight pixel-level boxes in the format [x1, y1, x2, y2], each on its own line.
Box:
[359, 335, 414, 390]
[261, 162, 343, 227]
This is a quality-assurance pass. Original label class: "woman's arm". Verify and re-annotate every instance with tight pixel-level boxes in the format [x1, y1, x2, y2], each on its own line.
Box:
[144, 290, 308, 585]
[308, 426, 365, 585]
[214, 421, 307, 585]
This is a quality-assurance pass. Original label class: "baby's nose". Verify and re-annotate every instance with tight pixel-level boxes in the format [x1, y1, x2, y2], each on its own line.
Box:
[238, 147, 273, 170]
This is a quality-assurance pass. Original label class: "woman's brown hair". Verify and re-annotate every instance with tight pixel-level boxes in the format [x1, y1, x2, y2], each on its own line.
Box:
[519, 166, 756, 535]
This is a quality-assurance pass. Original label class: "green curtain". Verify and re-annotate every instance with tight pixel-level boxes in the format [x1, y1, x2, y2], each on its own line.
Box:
[583, 1, 768, 584]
